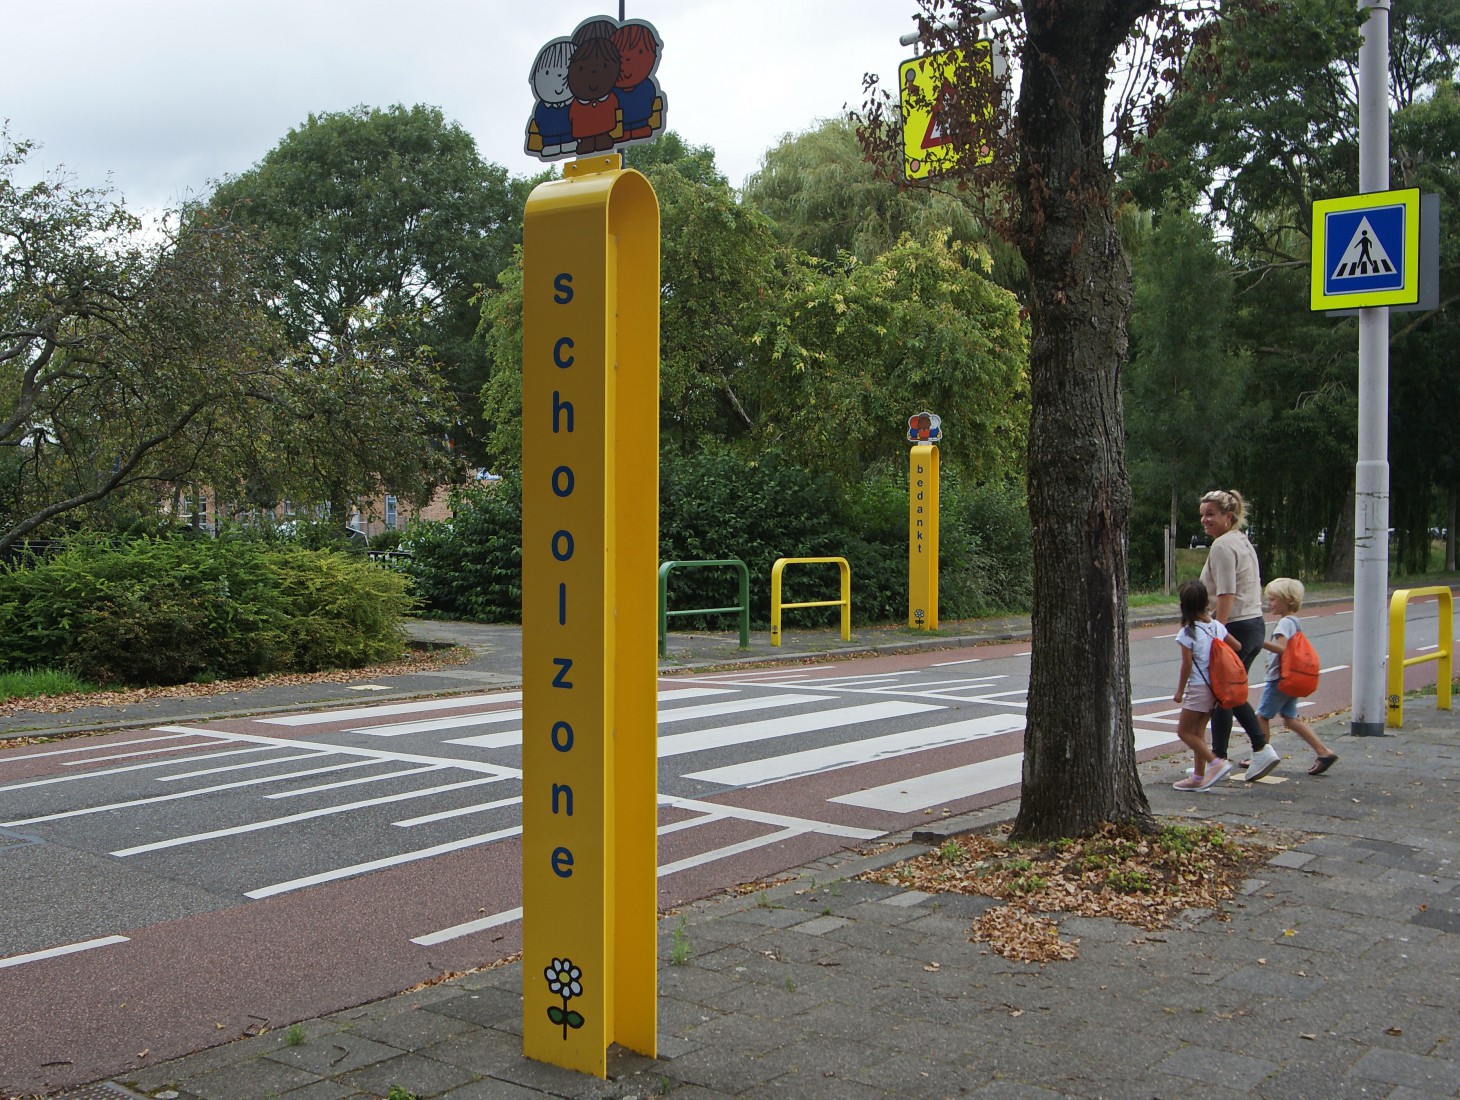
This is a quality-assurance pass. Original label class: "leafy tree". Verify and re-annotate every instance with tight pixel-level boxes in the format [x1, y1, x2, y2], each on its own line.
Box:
[1125, 199, 1247, 579]
[743, 117, 1023, 286]
[746, 228, 1027, 481]
[1126, 0, 1460, 577]
[209, 104, 520, 480]
[1, 133, 285, 553]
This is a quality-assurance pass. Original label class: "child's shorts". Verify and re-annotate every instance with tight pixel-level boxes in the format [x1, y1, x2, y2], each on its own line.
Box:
[1257, 681, 1299, 720]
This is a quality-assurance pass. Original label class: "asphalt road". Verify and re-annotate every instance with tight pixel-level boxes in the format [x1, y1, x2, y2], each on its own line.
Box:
[0, 599, 1447, 1095]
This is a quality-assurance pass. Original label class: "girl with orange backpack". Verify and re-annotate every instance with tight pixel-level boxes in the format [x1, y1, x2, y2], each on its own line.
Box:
[1172, 580, 1243, 791]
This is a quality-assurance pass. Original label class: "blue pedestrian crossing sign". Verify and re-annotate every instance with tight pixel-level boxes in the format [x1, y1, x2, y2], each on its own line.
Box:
[1310, 188, 1420, 310]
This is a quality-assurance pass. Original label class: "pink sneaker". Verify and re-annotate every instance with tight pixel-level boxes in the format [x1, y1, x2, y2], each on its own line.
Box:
[1196, 759, 1234, 790]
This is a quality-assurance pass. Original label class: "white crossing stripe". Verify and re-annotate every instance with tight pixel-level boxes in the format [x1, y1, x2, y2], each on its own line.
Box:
[356, 687, 732, 737]
[443, 692, 833, 750]
[657, 701, 942, 758]
[263, 692, 525, 726]
[111, 776, 508, 857]
[246, 826, 522, 899]
[830, 728, 1174, 812]
[412, 907, 523, 946]
[684, 713, 1025, 788]
[0, 935, 130, 970]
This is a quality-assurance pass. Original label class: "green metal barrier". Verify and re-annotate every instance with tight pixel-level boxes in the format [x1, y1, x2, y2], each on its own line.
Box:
[657, 559, 750, 657]
[769, 556, 850, 647]
[1386, 586, 1453, 728]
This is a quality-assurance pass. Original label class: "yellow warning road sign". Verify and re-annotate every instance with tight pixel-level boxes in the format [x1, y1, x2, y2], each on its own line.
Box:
[899, 43, 995, 181]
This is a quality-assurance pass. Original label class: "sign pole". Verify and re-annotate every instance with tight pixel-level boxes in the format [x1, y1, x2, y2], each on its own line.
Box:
[1352, 0, 1390, 736]
[521, 153, 659, 1075]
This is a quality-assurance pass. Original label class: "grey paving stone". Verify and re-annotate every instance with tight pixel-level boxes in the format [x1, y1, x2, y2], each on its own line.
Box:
[1151, 1045, 1280, 1091]
[1269, 850, 1318, 869]
[341, 1005, 480, 1052]
[423, 987, 520, 1027]
[264, 1031, 408, 1076]
[756, 1067, 895, 1097]
[416, 1028, 523, 1077]
[1411, 906, 1460, 933]
[792, 914, 850, 936]
[432, 1076, 544, 1099]
[1220, 964, 1329, 1000]
[718, 903, 809, 928]
[966, 1083, 1075, 1100]
[275, 1081, 362, 1100]
[664, 1041, 798, 1094]
[181, 1056, 327, 1100]
[1350, 1047, 1460, 1092]
[337, 1052, 478, 1098]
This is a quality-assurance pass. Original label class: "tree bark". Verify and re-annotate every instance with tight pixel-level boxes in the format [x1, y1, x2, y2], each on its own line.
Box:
[1010, 0, 1157, 840]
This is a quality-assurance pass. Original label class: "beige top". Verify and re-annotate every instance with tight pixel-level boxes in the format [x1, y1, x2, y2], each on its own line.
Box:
[1200, 529, 1263, 621]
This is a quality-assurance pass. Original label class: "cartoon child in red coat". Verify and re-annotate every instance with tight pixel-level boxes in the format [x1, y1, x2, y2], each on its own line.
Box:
[567, 20, 620, 155]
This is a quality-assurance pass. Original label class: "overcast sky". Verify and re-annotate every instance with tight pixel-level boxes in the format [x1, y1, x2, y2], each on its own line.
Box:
[1, 0, 923, 213]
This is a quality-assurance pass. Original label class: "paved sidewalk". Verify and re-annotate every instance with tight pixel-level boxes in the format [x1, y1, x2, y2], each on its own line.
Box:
[44, 699, 1458, 1100]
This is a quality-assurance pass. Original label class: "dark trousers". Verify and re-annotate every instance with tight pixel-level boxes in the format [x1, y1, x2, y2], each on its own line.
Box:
[1211, 615, 1268, 759]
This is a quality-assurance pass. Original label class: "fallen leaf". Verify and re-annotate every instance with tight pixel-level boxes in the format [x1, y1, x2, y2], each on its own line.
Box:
[1257, 958, 1267, 965]
[1283, 928, 1297, 936]
[1386, 1027, 1403, 1036]
[1300, 1033, 1317, 1041]
[923, 963, 940, 972]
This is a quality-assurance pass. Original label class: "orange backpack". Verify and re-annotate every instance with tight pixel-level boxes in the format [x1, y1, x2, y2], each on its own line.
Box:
[1195, 624, 1249, 708]
[1278, 629, 1320, 698]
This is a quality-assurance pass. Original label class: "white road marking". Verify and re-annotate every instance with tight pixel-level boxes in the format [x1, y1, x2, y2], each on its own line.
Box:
[659, 795, 880, 840]
[657, 828, 804, 877]
[831, 728, 1175, 812]
[0, 760, 379, 827]
[684, 714, 1025, 788]
[657, 701, 942, 758]
[393, 794, 523, 827]
[157, 751, 326, 782]
[265, 764, 446, 798]
[443, 693, 834, 750]
[262, 692, 525, 726]
[0, 733, 199, 763]
[411, 907, 523, 946]
[931, 657, 983, 667]
[246, 826, 523, 899]
[0, 935, 130, 969]
[111, 776, 509, 857]
[0, 747, 275, 792]
[354, 687, 733, 737]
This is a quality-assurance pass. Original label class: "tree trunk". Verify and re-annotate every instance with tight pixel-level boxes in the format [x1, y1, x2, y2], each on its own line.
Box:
[1010, 0, 1157, 841]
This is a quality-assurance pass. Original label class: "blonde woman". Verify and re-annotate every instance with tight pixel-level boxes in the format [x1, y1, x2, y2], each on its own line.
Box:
[1198, 489, 1280, 781]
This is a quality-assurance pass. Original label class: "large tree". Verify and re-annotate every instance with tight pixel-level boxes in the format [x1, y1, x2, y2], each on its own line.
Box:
[857, 1, 1272, 838]
[209, 104, 521, 480]
[1, 134, 284, 552]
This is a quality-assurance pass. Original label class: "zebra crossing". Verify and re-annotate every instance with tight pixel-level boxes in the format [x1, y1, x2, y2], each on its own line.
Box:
[0, 666, 1184, 961]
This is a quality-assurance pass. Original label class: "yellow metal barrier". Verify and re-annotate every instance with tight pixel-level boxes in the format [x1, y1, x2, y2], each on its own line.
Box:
[1386, 586, 1453, 728]
[770, 557, 851, 647]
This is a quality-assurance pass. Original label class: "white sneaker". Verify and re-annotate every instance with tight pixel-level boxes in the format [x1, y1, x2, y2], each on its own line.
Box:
[1246, 744, 1281, 781]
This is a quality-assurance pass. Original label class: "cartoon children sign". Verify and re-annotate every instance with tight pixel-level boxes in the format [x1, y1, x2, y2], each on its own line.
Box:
[526, 16, 666, 162]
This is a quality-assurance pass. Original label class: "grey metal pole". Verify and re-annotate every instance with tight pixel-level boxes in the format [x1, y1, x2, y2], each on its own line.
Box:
[1351, 0, 1391, 736]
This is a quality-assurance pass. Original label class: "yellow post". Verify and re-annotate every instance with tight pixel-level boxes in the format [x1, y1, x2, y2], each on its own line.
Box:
[521, 153, 658, 1075]
[908, 443, 939, 629]
[1386, 586, 1453, 728]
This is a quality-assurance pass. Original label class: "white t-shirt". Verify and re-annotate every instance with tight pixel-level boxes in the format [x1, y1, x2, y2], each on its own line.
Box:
[1265, 614, 1302, 682]
[1201, 529, 1262, 621]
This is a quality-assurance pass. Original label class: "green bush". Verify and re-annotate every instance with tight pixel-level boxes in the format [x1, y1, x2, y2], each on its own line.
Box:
[402, 480, 522, 622]
[397, 451, 1035, 628]
[0, 538, 410, 685]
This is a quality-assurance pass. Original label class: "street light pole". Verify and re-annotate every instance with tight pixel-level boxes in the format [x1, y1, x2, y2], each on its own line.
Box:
[1351, 0, 1391, 736]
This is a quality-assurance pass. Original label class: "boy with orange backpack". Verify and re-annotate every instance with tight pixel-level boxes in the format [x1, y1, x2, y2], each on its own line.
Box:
[1256, 578, 1338, 776]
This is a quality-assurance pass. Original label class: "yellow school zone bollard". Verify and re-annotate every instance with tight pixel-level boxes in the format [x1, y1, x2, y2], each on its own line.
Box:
[520, 153, 659, 1076]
